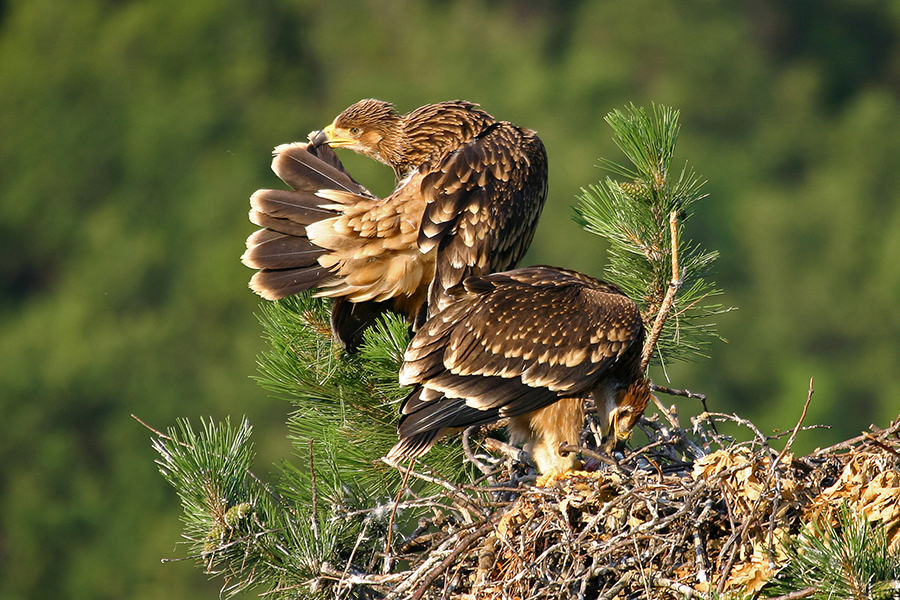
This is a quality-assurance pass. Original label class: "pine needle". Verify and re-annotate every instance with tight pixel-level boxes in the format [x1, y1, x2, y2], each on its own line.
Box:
[575, 103, 729, 366]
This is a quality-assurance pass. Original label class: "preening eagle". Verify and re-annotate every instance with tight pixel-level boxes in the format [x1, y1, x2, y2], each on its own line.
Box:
[386, 266, 651, 474]
[241, 99, 548, 348]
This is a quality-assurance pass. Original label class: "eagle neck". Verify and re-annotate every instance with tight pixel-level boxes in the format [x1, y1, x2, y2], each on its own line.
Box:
[400, 103, 496, 170]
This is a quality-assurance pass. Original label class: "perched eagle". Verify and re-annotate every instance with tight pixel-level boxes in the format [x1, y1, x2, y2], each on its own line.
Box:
[386, 266, 651, 474]
[241, 100, 548, 348]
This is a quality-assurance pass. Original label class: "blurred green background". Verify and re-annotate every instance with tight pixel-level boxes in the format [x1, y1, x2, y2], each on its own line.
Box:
[2, 0, 900, 597]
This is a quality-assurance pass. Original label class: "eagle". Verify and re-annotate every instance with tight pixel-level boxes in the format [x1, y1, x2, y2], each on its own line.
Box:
[241, 99, 548, 348]
[386, 266, 651, 474]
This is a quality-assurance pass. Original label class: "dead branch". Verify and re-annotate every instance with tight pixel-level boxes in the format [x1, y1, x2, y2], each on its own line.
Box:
[641, 211, 683, 371]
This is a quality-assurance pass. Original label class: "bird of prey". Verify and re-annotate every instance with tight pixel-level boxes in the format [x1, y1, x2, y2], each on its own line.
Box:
[241, 99, 548, 348]
[386, 266, 651, 474]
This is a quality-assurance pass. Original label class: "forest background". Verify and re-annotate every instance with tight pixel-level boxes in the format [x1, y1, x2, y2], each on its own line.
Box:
[2, 1, 900, 598]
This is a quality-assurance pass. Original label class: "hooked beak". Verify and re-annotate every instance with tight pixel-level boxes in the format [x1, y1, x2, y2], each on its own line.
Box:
[311, 123, 355, 149]
[309, 128, 330, 148]
[599, 427, 631, 454]
[612, 428, 632, 452]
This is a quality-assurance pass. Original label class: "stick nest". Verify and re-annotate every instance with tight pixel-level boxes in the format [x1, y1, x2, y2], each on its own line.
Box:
[319, 398, 900, 600]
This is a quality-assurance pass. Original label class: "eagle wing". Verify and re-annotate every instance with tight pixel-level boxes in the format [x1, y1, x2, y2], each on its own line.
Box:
[389, 266, 644, 459]
[416, 123, 548, 318]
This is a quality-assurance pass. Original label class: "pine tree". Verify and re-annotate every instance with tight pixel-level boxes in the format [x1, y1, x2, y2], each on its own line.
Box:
[152, 104, 726, 598]
[575, 103, 726, 371]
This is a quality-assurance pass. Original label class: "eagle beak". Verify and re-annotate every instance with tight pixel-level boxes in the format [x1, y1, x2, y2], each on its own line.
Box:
[309, 128, 330, 148]
[314, 123, 355, 148]
[613, 429, 631, 452]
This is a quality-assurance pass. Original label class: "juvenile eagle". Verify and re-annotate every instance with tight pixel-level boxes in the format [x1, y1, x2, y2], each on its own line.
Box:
[386, 266, 651, 474]
[241, 100, 548, 348]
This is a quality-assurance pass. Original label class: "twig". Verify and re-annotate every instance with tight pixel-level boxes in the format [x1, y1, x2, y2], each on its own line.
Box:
[383, 460, 414, 574]
[805, 417, 900, 458]
[482, 437, 533, 466]
[775, 378, 814, 467]
[409, 522, 495, 600]
[381, 457, 487, 520]
[334, 517, 372, 600]
[472, 535, 498, 589]
[765, 588, 817, 600]
[716, 379, 814, 595]
[462, 426, 493, 476]
[862, 431, 900, 459]
[645, 574, 701, 598]
[705, 412, 770, 448]
[649, 383, 706, 401]
[651, 395, 681, 429]
[641, 211, 682, 371]
[693, 500, 712, 584]
[308, 439, 319, 541]
[598, 572, 633, 600]
[320, 562, 404, 586]
[558, 443, 630, 476]
[650, 384, 718, 435]
[133, 414, 185, 445]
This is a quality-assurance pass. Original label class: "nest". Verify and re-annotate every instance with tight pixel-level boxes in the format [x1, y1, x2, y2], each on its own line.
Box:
[319, 392, 900, 600]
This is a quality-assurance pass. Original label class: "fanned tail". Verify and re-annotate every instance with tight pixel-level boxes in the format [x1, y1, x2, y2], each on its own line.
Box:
[242, 142, 373, 301]
[243, 141, 416, 350]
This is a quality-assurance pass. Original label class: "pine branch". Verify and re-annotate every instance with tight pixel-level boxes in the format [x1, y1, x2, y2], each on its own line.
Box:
[575, 103, 729, 366]
[152, 417, 288, 596]
[152, 415, 406, 598]
[255, 292, 471, 496]
[763, 505, 900, 599]
[641, 210, 681, 371]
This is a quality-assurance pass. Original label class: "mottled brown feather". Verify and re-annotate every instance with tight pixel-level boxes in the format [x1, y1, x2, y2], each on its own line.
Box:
[244, 100, 547, 349]
[388, 266, 649, 473]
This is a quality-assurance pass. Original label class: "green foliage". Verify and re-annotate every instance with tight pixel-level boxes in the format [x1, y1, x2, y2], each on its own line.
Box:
[575, 104, 725, 365]
[153, 417, 356, 598]
[155, 417, 258, 541]
[154, 417, 276, 596]
[152, 295, 480, 598]
[3, 0, 900, 597]
[763, 507, 900, 600]
[255, 293, 471, 494]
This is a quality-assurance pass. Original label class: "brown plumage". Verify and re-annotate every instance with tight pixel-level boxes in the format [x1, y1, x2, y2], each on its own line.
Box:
[386, 266, 651, 474]
[242, 100, 548, 348]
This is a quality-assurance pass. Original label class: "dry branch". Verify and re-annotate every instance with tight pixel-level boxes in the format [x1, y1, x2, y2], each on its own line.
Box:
[300, 405, 900, 599]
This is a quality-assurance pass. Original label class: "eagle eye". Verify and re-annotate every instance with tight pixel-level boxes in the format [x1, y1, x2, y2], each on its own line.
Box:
[349, 127, 361, 136]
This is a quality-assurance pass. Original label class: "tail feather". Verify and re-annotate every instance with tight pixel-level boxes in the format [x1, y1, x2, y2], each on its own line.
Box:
[249, 265, 334, 301]
[248, 210, 309, 237]
[386, 429, 445, 461]
[250, 189, 336, 226]
[330, 297, 401, 351]
[241, 229, 325, 270]
[386, 388, 505, 462]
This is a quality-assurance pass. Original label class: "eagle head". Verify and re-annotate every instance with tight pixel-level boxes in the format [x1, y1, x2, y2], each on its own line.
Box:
[314, 99, 404, 170]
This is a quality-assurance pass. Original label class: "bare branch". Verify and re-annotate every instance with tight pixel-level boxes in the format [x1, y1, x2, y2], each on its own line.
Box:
[641, 211, 683, 371]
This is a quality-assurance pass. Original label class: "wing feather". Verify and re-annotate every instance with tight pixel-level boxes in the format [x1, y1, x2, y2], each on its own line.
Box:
[416, 123, 548, 316]
[389, 266, 645, 460]
[272, 142, 371, 195]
